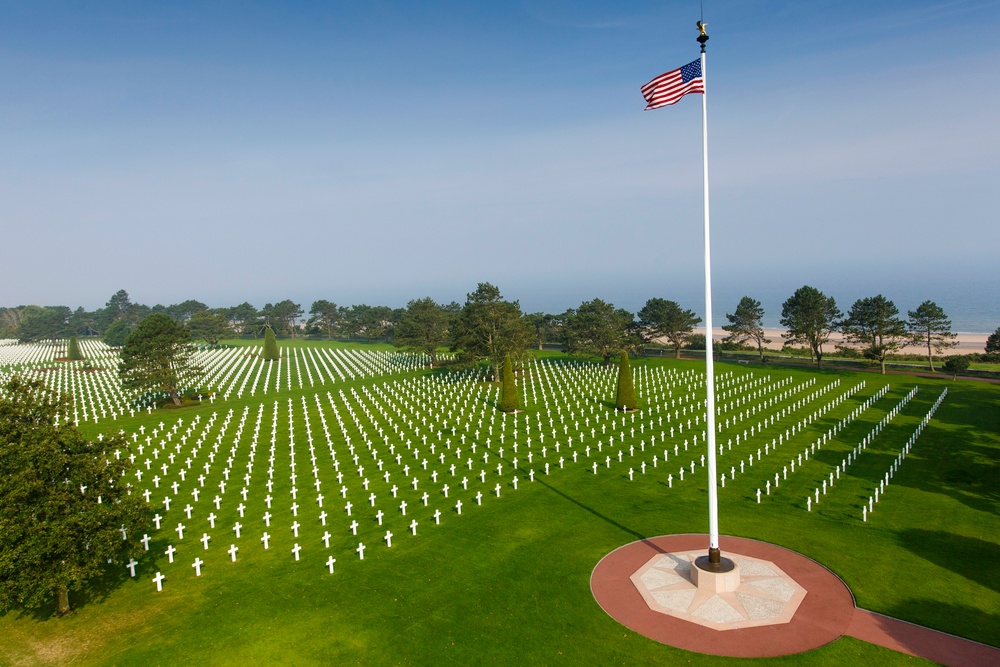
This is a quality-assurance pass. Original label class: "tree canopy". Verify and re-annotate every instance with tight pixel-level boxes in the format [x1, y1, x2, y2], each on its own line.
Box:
[722, 296, 769, 361]
[394, 298, 451, 365]
[840, 295, 908, 374]
[0, 377, 150, 616]
[451, 283, 532, 379]
[186, 310, 232, 347]
[986, 327, 1000, 354]
[308, 300, 340, 340]
[907, 300, 957, 371]
[118, 314, 200, 406]
[943, 355, 970, 380]
[638, 298, 701, 359]
[563, 299, 639, 366]
[780, 286, 841, 368]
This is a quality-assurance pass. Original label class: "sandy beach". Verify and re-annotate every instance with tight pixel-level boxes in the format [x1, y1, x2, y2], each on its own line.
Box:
[694, 327, 989, 357]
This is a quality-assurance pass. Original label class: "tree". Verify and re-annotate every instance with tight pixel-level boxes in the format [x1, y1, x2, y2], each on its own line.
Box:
[722, 296, 769, 361]
[165, 300, 208, 324]
[616, 350, 637, 411]
[308, 300, 340, 340]
[186, 310, 232, 347]
[0, 376, 150, 616]
[840, 295, 908, 374]
[16, 306, 72, 343]
[907, 301, 957, 372]
[394, 298, 450, 365]
[499, 354, 519, 413]
[451, 283, 533, 379]
[262, 325, 280, 361]
[986, 327, 1000, 354]
[943, 355, 970, 380]
[523, 312, 560, 351]
[226, 302, 260, 334]
[347, 304, 394, 341]
[638, 298, 701, 359]
[563, 299, 637, 366]
[780, 286, 841, 368]
[270, 300, 304, 338]
[66, 336, 84, 361]
[118, 314, 200, 406]
[102, 319, 132, 347]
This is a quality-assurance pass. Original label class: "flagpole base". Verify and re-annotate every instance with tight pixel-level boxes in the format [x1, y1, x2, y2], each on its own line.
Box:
[693, 553, 740, 593]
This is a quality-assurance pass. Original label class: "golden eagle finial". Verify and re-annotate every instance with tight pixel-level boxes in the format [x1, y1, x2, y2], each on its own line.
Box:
[697, 21, 708, 36]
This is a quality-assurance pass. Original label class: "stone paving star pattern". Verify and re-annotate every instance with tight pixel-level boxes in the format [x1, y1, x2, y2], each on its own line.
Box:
[630, 550, 806, 630]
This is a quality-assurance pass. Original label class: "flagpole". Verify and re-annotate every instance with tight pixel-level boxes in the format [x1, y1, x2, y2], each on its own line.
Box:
[694, 21, 729, 573]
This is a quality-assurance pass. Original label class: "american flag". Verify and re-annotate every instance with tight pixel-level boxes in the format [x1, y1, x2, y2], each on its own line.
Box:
[641, 59, 704, 110]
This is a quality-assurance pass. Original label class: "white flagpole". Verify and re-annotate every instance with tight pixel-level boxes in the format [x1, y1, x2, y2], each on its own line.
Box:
[697, 24, 723, 567]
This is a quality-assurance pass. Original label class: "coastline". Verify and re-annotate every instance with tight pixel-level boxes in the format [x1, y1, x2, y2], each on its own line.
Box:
[694, 327, 989, 356]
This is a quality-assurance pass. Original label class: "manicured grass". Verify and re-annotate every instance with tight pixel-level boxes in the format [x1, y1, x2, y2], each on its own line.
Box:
[1, 346, 996, 666]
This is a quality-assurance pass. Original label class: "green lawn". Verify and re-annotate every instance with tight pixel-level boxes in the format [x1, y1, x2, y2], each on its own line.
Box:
[1, 343, 996, 666]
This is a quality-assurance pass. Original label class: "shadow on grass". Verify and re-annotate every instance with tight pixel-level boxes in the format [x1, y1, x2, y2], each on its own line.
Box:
[883, 598, 1000, 652]
[533, 475, 647, 542]
[896, 529, 1000, 594]
[0, 558, 145, 622]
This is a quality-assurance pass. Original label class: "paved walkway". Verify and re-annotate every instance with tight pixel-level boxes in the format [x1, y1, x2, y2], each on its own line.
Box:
[591, 535, 1000, 665]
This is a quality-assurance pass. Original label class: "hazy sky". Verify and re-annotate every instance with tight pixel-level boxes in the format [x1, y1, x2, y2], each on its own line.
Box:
[1, 1, 998, 327]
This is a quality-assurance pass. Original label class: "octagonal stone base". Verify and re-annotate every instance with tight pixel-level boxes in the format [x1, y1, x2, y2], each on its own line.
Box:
[629, 550, 806, 631]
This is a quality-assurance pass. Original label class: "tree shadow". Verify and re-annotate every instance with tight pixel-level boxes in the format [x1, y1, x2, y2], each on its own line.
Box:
[0, 553, 160, 622]
[895, 529, 1000, 594]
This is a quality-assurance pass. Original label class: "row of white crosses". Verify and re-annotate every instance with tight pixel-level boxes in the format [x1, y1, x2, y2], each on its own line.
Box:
[0, 340, 438, 424]
[123, 356, 889, 593]
[126, 360, 727, 589]
[704, 378, 862, 496]
[736, 381, 871, 499]
[862, 388, 947, 522]
[803, 385, 914, 511]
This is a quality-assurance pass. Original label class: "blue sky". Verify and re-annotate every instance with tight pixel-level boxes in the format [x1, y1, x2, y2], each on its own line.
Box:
[1, 1, 998, 328]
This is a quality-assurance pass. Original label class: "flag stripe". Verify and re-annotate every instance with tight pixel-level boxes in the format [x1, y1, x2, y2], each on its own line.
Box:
[641, 59, 704, 110]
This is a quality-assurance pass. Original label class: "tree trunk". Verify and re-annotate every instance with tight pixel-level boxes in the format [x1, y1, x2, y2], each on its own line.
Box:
[56, 585, 71, 616]
[170, 390, 182, 406]
[927, 340, 935, 372]
[757, 339, 764, 361]
[880, 359, 886, 374]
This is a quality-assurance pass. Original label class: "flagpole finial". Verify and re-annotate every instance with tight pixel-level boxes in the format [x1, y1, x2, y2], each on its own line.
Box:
[696, 21, 709, 52]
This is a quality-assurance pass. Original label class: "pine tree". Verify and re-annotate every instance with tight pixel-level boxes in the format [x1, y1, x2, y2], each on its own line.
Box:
[616, 349, 638, 411]
[499, 354, 519, 413]
[262, 325, 280, 361]
[66, 336, 84, 361]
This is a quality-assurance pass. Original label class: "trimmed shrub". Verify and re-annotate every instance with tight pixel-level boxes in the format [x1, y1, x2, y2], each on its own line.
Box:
[262, 326, 280, 361]
[616, 350, 637, 411]
[499, 354, 519, 413]
[67, 336, 84, 361]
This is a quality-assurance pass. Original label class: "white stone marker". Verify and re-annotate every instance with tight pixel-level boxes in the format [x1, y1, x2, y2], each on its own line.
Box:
[228, 544, 238, 562]
[356, 542, 366, 560]
[292, 543, 302, 561]
[201, 533, 211, 550]
[193, 557, 204, 577]
[126, 558, 138, 577]
[152, 572, 165, 592]
[326, 556, 336, 574]
[261, 532, 271, 550]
